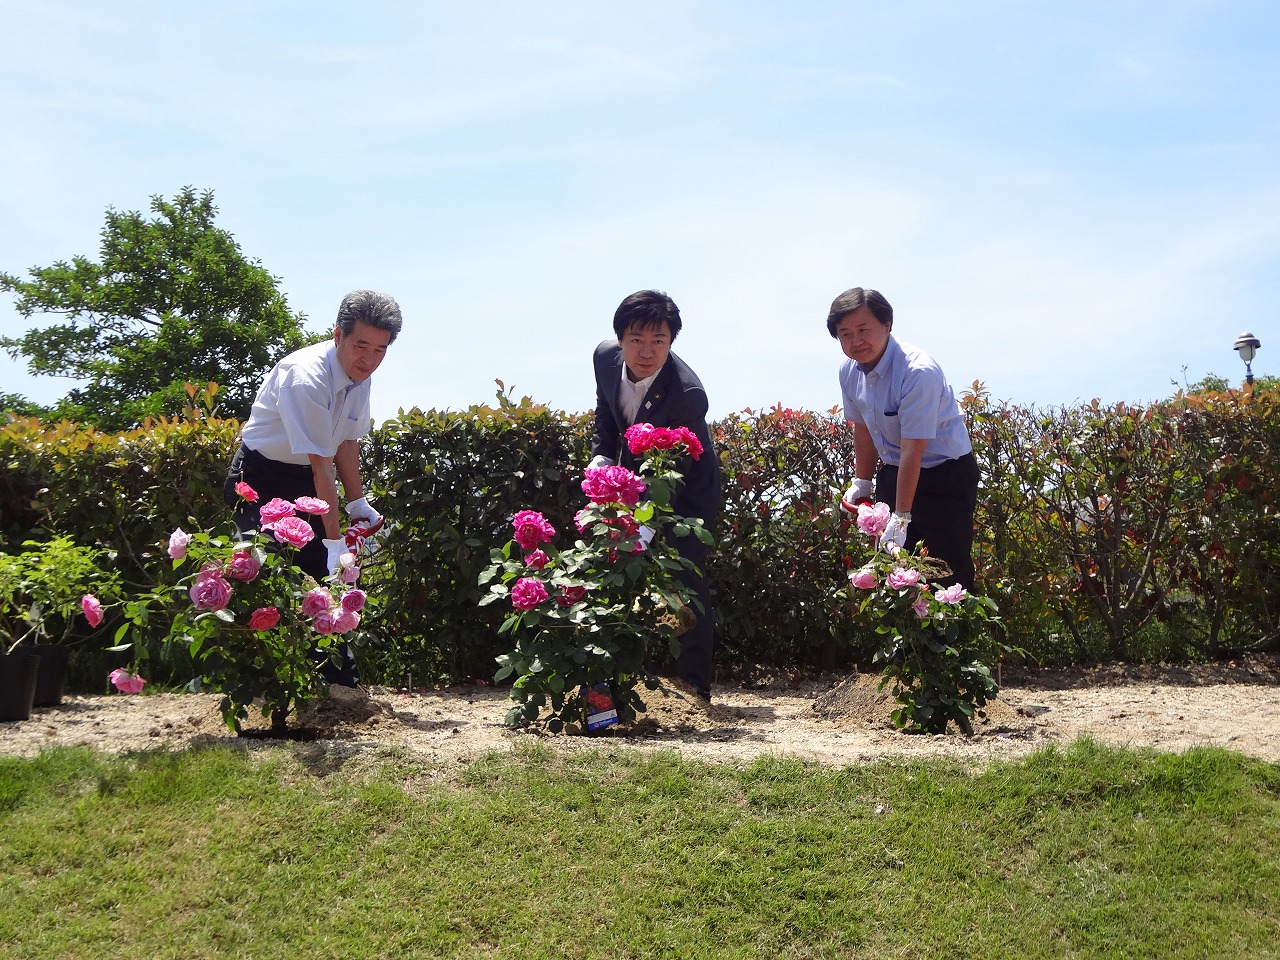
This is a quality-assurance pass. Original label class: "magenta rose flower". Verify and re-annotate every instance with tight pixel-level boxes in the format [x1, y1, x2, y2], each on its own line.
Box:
[234, 481, 259, 503]
[333, 609, 361, 634]
[886, 567, 921, 591]
[524, 549, 550, 570]
[225, 549, 261, 582]
[556, 584, 587, 607]
[934, 584, 968, 604]
[167, 527, 191, 560]
[109, 668, 146, 694]
[672, 426, 704, 460]
[82, 593, 105, 627]
[340, 589, 367, 613]
[293, 495, 330, 515]
[625, 422, 657, 454]
[581, 465, 646, 507]
[301, 587, 332, 619]
[271, 516, 316, 549]
[312, 612, 337, 635]
[189, 567, 233, 611]
[258, 497, 296, 528]
[248, 606, 280, 631]
[857, 502, 892, 539]
[574, 508, 593, 533]
[512, 510, 556, 551]
[849, 566, 878, 590]
[511, 576, 549, 611]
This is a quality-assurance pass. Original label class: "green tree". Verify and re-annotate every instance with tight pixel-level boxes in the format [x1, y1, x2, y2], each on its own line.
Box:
[1, 187, 314, 428]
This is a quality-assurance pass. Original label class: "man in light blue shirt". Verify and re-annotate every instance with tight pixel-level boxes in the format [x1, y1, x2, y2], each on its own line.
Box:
[829, 287, 979, 589]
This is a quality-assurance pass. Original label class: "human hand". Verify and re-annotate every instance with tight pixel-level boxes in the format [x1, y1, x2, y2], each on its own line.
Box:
[322, 538, 348, 576]
[838, 478, 875, 514]
[345, 496, 383, 531]
[879, 512, 910, 551]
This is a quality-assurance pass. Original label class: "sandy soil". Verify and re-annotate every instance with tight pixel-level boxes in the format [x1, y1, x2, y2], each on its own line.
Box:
[3, 657, 1277, 768]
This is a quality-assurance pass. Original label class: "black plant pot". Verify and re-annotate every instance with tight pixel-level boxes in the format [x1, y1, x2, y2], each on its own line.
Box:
[0, 651, 40, 722]
[31, 644, 71, 708]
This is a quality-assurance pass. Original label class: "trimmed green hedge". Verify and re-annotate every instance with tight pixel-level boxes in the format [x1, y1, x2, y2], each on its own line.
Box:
[3, 384, 1276, 691]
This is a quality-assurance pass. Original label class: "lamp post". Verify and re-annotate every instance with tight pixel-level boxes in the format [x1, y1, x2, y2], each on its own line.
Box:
[1234, 332, 1261, 386]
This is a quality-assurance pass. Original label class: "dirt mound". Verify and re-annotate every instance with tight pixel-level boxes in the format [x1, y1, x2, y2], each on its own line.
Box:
[811, 672, 1024, 733]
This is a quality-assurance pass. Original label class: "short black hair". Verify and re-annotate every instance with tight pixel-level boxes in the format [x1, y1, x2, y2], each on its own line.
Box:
[336, 290, 403, 343]
[826, 287, 893, 338]
[613, 289, 682, 341]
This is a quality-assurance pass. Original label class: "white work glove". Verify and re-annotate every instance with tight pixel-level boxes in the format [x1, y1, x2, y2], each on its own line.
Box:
[637, 525, 655, 549]
[345, 497, 383, 531]
[588, 455, 616, 470]
[879, 511, 911, 552]
[322, 538, 348, 576]
[839, 478, 875, 514]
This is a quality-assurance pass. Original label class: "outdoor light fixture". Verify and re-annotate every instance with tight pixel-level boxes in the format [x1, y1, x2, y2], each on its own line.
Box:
[1233, 331, 1261, 386]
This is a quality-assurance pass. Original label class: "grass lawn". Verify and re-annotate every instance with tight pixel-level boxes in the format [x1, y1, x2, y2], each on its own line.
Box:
[1, 739, 1277, 959]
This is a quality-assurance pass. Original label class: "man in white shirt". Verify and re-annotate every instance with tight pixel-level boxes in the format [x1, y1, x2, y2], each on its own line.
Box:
[225, 289, 402, 685]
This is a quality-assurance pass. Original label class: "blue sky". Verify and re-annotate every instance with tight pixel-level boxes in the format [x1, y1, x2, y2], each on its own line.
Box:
[2, 1, 1276, 424]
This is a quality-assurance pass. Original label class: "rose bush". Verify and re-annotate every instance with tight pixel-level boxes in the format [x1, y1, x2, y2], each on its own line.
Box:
[99, 484, 374, 732]
[480, 424, 714, 731]
[846, 500, 1009, 734]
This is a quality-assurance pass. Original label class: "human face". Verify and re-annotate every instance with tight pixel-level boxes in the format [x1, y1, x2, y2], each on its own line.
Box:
[334, 320, 393, 382]
[835, 306, 891, 368]
[619, 322, 671, 382]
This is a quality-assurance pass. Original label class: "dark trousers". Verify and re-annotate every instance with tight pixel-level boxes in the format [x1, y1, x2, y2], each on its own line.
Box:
[673, 534, 714, 700]
[876, 452, 979, 590]
[224, 444, 359, 686]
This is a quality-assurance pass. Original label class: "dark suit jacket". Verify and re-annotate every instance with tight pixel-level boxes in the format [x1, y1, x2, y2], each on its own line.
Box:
[591, 339, 721, 526]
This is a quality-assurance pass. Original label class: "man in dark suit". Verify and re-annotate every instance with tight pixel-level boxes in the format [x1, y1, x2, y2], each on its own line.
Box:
[591, 290, 721, 701]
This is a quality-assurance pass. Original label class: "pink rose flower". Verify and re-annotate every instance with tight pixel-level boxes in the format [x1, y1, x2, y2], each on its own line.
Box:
[301, 587, 332, 619]
[886, 567, 921, 591]
[248, 606, 280, 631]
[109, 668, 146, 694]
[512, 510, 556, 551]
[234, 481, 259, 503]
[849, 566, 878, 590]
[935, 584, 968, 604]
[511, 577, 549, 611]
[913, 592, 932, 619]
[167, 527, 191, 560]
[312, 612, 337, 635]
[224, 549, 261, 582]
[581, 465, 646, 507]
[271, 516, 316, 549]
[557, 584, 587, 607]
[82, 593, 105, 627]
[625, 422, 657, 454]
[857, 502, 892, 539]
[340, 589, 367, 613]
[340, 563, 362, 585]
[258, 498, 296, 528]
[672, 426, 704, 460]
[524, 549, 550, 570]
[333, 609, 361, 634]
[648, 427, 678, 450]
[189, 567, 233, 611]
[293, 495, 330, 515]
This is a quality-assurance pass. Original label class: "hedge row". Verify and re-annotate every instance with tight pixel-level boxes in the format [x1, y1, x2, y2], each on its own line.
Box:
[2, 383, 1276, 690]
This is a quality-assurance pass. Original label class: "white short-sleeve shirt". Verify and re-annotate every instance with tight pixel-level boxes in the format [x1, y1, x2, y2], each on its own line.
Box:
[240, 339, 372, 465]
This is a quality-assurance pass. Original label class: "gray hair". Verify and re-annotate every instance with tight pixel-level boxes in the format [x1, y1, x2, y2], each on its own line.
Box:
[336, 290, 403, 343]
